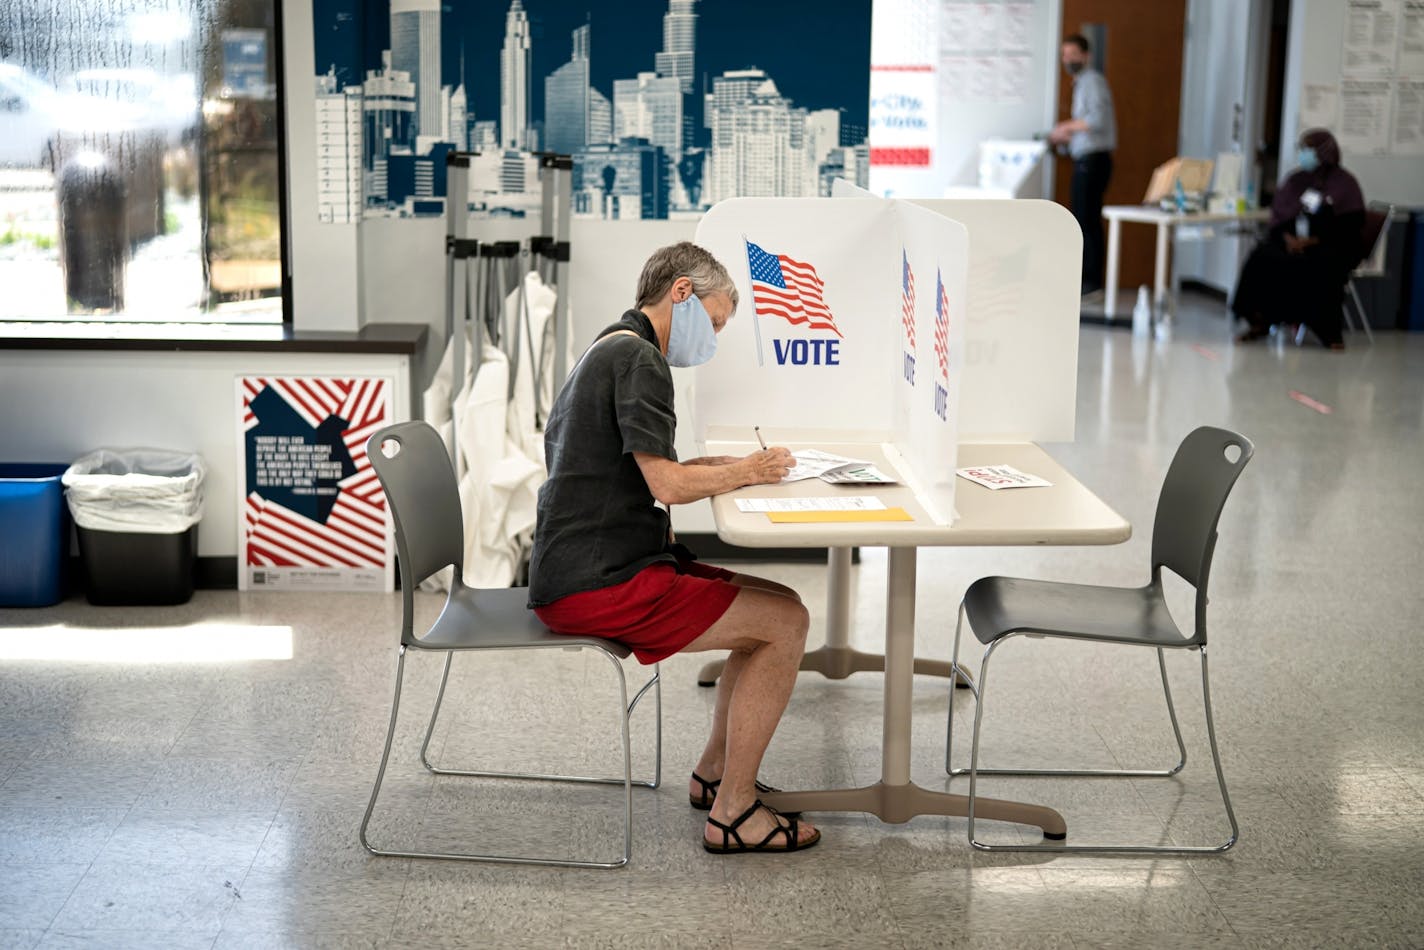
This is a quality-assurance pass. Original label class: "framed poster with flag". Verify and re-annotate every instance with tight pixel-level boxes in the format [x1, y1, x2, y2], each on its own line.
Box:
[236, 375, 395, 591]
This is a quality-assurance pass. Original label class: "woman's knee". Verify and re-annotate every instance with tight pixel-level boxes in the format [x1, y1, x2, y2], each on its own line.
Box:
[772, 599, 810, 644]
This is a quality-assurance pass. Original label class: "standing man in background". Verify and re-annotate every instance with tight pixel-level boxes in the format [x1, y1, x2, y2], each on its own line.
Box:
[1050, 33, 1117, 296]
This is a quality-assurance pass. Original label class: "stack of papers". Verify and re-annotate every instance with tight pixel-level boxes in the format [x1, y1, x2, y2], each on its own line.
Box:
[736, 496, 886, 512]
[734, 496, 913, 523]
[783, 450, 898, 485]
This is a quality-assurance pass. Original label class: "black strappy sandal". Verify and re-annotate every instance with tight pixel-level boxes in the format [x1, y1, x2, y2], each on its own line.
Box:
[690, 772, 801, 818]
[703, 799, 821, 854]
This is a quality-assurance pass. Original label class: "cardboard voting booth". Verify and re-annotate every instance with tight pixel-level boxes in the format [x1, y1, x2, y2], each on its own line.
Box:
[832, 181, 1081, 442]
[693, 198, 969, 524]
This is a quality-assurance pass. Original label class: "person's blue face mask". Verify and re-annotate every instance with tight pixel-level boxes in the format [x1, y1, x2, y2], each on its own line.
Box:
[666, 293, 718, 367]
[1297, 146, 1320, 172]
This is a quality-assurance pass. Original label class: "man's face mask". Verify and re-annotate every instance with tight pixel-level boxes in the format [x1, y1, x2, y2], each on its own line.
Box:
[1065, 60, 1084, 76]
[1296, 146, 1320, 172]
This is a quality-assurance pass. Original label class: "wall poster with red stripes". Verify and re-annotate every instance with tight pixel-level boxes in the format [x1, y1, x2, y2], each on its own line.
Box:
[236, 375, 394, 592]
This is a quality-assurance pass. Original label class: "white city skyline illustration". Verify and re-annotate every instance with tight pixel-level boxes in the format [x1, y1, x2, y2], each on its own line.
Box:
[314, 0, 869, 222]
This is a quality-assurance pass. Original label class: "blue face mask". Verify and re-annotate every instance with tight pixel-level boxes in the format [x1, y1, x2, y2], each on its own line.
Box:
[1297, 146, 1320, 172]
[666, 293, 718, 367]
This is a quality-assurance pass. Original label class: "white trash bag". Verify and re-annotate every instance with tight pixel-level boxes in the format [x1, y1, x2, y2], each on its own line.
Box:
[63, 448, 206, 534]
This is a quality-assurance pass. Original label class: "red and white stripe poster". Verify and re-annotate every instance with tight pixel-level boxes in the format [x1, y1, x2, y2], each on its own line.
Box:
[236, 375, 394, 591]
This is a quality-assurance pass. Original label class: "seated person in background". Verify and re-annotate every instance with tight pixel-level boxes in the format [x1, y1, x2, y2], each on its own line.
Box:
[527, 241, 821, 854]
[1232, 128, 1365, 349]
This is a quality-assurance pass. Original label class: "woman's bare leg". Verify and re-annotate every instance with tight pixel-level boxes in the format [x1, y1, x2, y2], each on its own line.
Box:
[681, 585, 816, 846]
[689, 573, 801, 795]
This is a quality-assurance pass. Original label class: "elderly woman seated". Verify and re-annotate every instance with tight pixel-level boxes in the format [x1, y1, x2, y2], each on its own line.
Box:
[1231, 128, 1365, 350]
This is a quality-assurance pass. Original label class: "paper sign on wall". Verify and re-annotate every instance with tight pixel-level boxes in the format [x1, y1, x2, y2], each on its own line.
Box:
[236, 376, 394, 592]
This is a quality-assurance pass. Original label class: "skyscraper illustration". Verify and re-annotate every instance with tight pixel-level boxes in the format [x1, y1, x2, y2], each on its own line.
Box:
[545, 24, 591, 156]
[613, 72, 683, 160]
[706, 68, 807, 204]
[315, 68, 364, 223]
[501, 0, 532, 149]
[362, 51, 415, 205]
[312, 0, 868, 220]
[390, 0, 441, 143]
[654, 0, 696, 94]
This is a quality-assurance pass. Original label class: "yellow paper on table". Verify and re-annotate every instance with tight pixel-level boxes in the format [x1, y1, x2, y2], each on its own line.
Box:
[767, 507, 913, 524]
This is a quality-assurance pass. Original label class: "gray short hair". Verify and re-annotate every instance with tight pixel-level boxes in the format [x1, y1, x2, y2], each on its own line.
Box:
[634, 242, 739, 312]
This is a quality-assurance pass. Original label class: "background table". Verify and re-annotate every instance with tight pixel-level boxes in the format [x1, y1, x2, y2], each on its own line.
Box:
[704, 437, 1130, 833]
[1100, 206, 1270, 323]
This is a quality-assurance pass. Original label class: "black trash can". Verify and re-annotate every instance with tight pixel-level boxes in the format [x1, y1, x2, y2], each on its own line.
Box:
[75, 524, 198, 606]
[63, 449, 206, 606]
[58, 155, 127, 313]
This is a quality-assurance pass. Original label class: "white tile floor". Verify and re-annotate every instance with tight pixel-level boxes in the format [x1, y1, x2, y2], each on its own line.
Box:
[2, 296, 1423, 948]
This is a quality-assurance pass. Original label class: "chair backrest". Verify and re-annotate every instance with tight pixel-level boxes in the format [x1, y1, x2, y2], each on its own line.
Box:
[1354, 206, 1391, 277]
[1150, 427, 1254, 626]
[366, 422, 465, 631]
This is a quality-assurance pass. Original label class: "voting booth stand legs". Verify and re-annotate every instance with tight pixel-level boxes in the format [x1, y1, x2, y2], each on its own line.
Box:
[698, 547, 1063, 838]
[696, 546, 973, 687]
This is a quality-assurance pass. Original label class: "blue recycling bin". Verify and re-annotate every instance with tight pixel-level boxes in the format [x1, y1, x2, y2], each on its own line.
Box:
[0, 464, 70, 607]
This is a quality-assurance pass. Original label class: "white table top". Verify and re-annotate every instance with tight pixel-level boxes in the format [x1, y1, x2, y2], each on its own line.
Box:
[705, 440, 1131, 548]
[1102, 205, 1271, 226]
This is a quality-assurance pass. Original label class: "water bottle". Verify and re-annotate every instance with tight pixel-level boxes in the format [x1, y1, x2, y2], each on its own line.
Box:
[1173, 178, 1187, 213]
[1132, 286, 1152, 338]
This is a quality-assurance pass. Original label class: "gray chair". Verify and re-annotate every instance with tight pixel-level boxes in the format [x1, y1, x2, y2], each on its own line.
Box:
[945, 426, 1253, 853]
[359, 420, 661, 868]
[1342, 203, 1393, 343]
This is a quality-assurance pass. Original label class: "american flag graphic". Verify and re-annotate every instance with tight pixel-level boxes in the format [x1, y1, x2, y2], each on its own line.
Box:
[745, 239, 844, 338]
[934, 269, 950, 383]
[240, 377, 390, 570]
[901, 248, 916, 351]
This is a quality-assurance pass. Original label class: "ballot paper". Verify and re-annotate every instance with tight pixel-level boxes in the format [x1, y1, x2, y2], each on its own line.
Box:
[783, 449, 899, 485]
[956, 464, 1053, 490]
[735, 496, 888, 513]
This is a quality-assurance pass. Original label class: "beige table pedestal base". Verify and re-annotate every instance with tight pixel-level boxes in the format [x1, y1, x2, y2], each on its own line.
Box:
[696, 548, 973, 688]
[698, 648, 969, 686]
[760, 782, 1067, 837]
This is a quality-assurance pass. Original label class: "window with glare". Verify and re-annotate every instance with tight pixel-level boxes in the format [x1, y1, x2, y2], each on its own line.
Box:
[0, 0, 284, 327]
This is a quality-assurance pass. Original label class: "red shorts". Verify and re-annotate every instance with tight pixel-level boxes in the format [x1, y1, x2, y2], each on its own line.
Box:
[533, 558, 739, 665]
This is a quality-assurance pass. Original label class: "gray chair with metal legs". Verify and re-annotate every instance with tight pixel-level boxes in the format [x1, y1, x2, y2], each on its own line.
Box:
[1341, 203, 1392, 344]
[359, 421, 662, 869]
[945, 426, 1253, 853]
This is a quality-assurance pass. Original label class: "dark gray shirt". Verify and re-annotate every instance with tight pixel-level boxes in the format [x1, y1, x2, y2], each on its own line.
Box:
[527, 310, 679, 606]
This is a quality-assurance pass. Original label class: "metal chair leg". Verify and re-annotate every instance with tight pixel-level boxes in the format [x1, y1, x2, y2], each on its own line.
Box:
[945, 603, 974, 773]
[418, 652, 455, 772]
[1156, 647, 1189, 777]
[423, 648, 659, 788]
[1348, 282, 1375, 343]
[950, 637, 1187, 779]
[1198, 645, 1240, 851]
[359, 646, 409, 857]
[962, 636, 1239, 854]
[360, 644, 644, 868]
[627, 665, 663, 789]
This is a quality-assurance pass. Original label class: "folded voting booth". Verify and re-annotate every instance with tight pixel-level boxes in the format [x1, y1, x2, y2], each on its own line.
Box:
[693, 197, 969, 523]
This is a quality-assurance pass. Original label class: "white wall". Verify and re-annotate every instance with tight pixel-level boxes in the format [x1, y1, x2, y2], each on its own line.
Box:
[0, 350, 411, 557]
[1176, 0, 1270, 292]
[1282, 0, 1424, 206]
[869, 0, 1063, 200]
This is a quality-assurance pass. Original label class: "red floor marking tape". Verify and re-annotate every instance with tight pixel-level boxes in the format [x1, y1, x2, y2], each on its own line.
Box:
[1288, 390, 1333, 414]
[1192, 344, 1221, 361]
